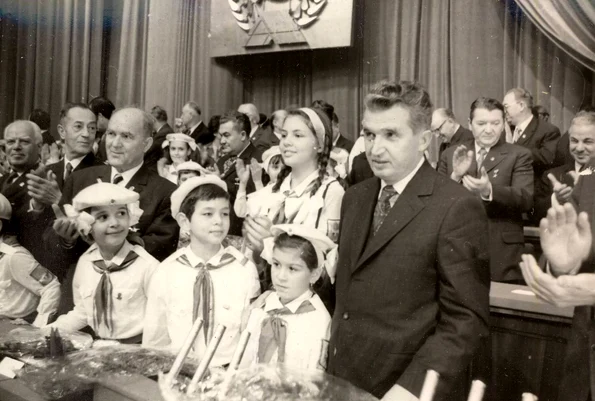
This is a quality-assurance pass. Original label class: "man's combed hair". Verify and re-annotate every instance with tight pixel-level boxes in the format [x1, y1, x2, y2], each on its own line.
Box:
[151, 106, 168, 123]
[89, 97, 115, 119]
[29, 109, 51, 130]
[59, 103, 94, 124]
[311, 100, 334, 122]
[179, 184, 230, 218]
[469, 97, 505, 121]
[364, 80, 433, 134]
[185, 102, 201, 116]
[506, 88, 534, 109]
[571, 110, 595, 127]
[220, 110, 251, 136]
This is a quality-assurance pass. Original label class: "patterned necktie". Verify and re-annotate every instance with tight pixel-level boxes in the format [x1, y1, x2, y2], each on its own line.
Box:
[176, 252, 236, 344]
[64, 162, 73, 181]
[513, 127, 522, 143]
[372, 186, 397, 235]
[222, 156, 237, 175]
[91, 251, 139, 336]
[477, 147, 487, 175]
[112, 174, 124, 185]
[257, 299, 316, 364]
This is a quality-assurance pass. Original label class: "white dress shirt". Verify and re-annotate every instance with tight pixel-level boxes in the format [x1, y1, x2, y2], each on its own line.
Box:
[110, 162, 144, 187]
[63, 154, 86, 176]
[512, 114, 533, 143]
[379, 157, 425, 208]
[50, 241, 159, 339]
[142, 245, 261, 367]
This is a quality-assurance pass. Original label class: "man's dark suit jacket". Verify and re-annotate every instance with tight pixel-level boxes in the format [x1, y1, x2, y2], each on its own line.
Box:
[250, 126, 277, 153]
[189, 122, 213, 145]
[144, 123, 174, 172]
[438, 140, 534, 283]
[328, 161, 491, 399]
[334, 135, 354, 153]
[438, 126, 474, 161]
[553, 131, 573, 167]
[348, 152, 374, 186]
[558, 175, 595, 401]
[47, 152, 97, 190]
[216, 144, 262, 236]
[514, 117, 561, 178]
[0, 169, 55, 275]
[533, 162, 575, 223]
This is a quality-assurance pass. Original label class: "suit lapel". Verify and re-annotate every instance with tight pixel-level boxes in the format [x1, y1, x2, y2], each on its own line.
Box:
[126, 165, 149, 195]
[345, 178, 379, 271]
[3, 173, 28, 198]
[516, 117, 537, 146]
[54, 161, 65, 189]
[482, 143, 508, 173]
[353, 163, 434, 273]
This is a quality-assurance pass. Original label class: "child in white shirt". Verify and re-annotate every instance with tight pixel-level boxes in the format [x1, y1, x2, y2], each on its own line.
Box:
[49, 183, 159, 342]
[143, 175, 260, 367]
[240, 224, 336, 371]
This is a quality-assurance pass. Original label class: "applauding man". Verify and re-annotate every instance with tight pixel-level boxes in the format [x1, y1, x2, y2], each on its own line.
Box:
[438, 97, 533, 283]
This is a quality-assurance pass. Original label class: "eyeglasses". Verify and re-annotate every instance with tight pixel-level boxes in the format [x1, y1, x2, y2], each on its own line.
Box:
[432, 120, 447, 134]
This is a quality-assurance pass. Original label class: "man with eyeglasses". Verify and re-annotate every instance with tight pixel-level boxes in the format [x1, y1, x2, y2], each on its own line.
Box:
[430, 108, 473, 162]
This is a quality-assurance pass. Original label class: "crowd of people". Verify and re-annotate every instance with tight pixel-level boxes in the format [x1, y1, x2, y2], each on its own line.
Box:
[0, 80, 594, 401]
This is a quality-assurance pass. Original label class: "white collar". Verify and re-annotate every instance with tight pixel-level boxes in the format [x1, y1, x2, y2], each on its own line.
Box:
[236, 143, 251, 158]
[516, 114, 534, 133]
[110, 162, 143, 187]
[190, 121, 203, 133]
[575, 161, 584, 173]
[380, 157, 424, 197]
[264, 290, 314, 313]
[332, 134, 340, 147]
[280, 169, 320, 196]
[182, 245, 227, 266]
[249, 125, 258, 138]
[88, 240, 133, 265]
[64, 154, 87, 171]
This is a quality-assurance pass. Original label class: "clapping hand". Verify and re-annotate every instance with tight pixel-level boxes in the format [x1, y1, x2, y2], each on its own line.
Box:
[27, 169, 62, 209]
[249, 158, 263, 190]
[548, 172, 579, 205]
[462, 167, 492, 199]
[236, 159, 250, 186]
[51, 204, 80, 245]
[452, 145, 474, 181]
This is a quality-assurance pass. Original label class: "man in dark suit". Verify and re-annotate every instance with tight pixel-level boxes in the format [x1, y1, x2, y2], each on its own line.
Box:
[331, 112, 354, 153]
[182, 102, 212, 145]
[431, 108, 474, 161]
[520, 110, 595, 400]
[145, 105, 174, 172]
[217, 111, 262, 236]
[348, 149, 374, 185]
[438, 97, 533, 283]
[503, 88, 561, 179]
[238, 103, 273, 153]
[328, 81, 490, 400]
[29, 109, 56, 145]
[1, 121, 56, 273]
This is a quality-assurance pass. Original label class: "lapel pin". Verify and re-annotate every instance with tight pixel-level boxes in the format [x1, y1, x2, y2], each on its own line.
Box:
[522, 134, 526, 139]
[19, 182, 24, 187]
[490, 157, 495, 161]
[116, 293, 122, 300]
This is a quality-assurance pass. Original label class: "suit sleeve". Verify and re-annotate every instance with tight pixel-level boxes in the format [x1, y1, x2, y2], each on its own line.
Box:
[397, 194, 491, 396]
[141, 186, 179, 262]
[531, 126, 560, 172]
[487, 148, 534, 214]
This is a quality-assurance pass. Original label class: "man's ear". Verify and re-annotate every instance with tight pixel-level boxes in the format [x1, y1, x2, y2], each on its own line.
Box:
[143, 136, 154, 153]
[241, 131, 247, 142]
[57, 124, 66, 141]
[418, 130, 432, 152]
[175, 212, 190, 233]
[310, 266, 322, 284]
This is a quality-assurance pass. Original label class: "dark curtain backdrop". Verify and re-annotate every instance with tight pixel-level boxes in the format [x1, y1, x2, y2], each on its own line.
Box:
[1, 0, 594, 160]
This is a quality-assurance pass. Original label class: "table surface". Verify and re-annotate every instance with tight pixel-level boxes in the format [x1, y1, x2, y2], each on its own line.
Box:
[489, 282, 574, 318]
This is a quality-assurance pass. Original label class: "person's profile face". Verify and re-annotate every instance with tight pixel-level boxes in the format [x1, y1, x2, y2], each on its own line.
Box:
[470, 108, 504, 148]
[181, 105, 196, 127]
[218, 121, 245, 156]
[502, 93, 522, 125]
[362, 105, 427, 185]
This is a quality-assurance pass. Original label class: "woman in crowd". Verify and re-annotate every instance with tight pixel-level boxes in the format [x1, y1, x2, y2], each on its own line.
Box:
[157, 133, 196, 184]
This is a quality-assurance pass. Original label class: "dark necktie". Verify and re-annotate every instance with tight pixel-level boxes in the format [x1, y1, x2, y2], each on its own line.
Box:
[91, 250, 139, 336]
[112, 174, 123, 185]
[176, 252, 236, 344]
[257, 299, 316, 363]
[372, 186, 397, 235]
[1, 171, 19, 193]
[477, 147, 487, 175]
[438, 141, 449, 159]
[64, 162, 73, 181]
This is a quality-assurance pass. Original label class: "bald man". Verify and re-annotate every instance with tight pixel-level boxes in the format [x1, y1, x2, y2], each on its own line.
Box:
[431, 108, 474, 161]
[238, 103, 274, 152]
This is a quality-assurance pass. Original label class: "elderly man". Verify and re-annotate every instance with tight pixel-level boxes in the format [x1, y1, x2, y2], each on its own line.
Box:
[145, 105, 174, 172]
[328, 81, 490, 400]
[503, 88, 561, 178]
[438, 97, 533, 283]
[238, 103, 273, 152]
[534, 111, 595, 221]
[181, 102, 212, 145]
[1, 121, 56, 269]
[431, 108, 474, 161]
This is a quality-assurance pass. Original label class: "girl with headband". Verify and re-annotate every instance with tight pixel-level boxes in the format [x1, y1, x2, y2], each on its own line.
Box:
[157, 133, 197, 184]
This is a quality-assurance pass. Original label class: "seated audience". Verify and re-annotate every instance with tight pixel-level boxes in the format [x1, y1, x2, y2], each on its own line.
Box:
[535, 110, 595, 220]
[181, 102, 212, 145]
[29, 109, 55, 145]
[431, 108, 474, 161]
[49, 183, 158, 342]
[143, 176, 260, 366]
[157, 133, 197, 184]
[240, 224, 334, 371]
[145, 105, 174, 172]
[438, 97, 533, 283]
[331, 113, 354, 153]
[239, 103, 274, 152]
[217, 111, 263, 236]
[533, 104, 550, 122]
[0, 193, 60, 327]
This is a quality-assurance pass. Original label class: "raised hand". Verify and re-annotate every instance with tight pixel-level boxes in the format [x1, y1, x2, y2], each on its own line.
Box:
[236, 159, 250, 185]
[547, 173, 576, 205]
[51, 204, 80, 245]
[249, 158, 263, 189]
[27, 170, 62, 208]
[540, 202, 592, 276]
[462, 167, 492, 198]
[452, 145, 474, 181]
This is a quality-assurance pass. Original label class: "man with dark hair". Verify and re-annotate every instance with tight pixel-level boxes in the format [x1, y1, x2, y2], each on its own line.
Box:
[329, 81, 490, 400]
[238, 103, 273, 152]
[28, 109, 55, 145]
[331, 112, 354, 153]
[503, 88, 561, 178]
[216, 111, 262, 235]
[89, 96, 116, 164]
[438, 97, 533, 283]
[431, 108, 474, 161]
[145, 105, 174, 172]
[181, 102, 212, 145]
[311, 99, 334, 122]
